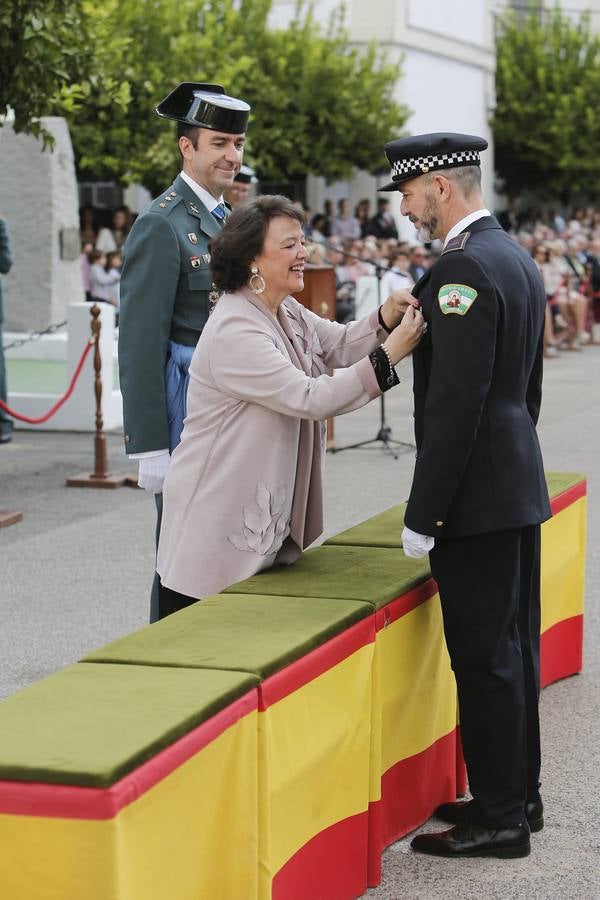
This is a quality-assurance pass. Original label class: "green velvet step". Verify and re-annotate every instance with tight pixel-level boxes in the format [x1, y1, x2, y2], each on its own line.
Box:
[323, 473, 585, 550]
[82, 594, 372, 679]
[0, 663, 257, 787]
[224, 545, 431, 610]
[324, 503, 407, 548]
[545, 471, 586, 499]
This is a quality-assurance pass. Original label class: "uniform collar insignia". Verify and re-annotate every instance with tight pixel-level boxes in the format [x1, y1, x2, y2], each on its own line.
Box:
[442, 231, 471, 254]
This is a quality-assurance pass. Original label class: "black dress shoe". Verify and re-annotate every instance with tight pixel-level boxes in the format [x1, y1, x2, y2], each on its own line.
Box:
[0, 433, 12, 444]
[410, 822, 531, 858]
[435, 797, 544, 833]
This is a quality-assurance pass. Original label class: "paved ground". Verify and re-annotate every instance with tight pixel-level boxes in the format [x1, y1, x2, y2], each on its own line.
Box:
[1, 345, 598, 898]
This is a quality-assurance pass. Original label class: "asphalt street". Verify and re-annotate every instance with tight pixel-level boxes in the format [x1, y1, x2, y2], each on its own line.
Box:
[1, 345, 598, 899]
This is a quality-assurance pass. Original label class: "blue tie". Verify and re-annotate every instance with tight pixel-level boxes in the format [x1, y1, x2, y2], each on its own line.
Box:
[212, 203, 226, 222]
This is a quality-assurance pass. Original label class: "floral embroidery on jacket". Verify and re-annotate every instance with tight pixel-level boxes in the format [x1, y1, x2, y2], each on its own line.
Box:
[228, 482, 288, 556]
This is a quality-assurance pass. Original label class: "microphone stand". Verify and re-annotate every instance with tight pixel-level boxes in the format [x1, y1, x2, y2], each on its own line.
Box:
[318, 240, 415, 459]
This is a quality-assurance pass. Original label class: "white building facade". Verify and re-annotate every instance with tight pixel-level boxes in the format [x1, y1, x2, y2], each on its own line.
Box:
[270, 0, 498, 236]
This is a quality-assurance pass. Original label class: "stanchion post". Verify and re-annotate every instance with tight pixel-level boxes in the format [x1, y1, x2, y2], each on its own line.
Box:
[66, 304, 127, 488]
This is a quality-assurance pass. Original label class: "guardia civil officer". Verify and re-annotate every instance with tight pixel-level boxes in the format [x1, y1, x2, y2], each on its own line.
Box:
[380, 133, 552, 858]
[118, 82, 250, 621]
[223, 163, 257, 208]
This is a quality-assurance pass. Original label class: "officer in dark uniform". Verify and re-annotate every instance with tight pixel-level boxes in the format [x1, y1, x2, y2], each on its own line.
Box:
[118, 82, 250, 621]
[380, 133, 552, 858]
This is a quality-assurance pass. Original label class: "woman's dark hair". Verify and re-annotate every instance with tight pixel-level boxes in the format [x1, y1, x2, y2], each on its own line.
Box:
[210, 195, 305, 292]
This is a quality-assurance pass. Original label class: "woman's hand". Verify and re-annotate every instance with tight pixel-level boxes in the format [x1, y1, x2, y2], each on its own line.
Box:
[383, 304, 425, 365]
[379, 289, 420, 329]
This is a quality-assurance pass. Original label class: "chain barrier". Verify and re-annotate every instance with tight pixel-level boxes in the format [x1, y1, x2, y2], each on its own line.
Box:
[0, 337, 95, 424]
[3, 320, 67, 352]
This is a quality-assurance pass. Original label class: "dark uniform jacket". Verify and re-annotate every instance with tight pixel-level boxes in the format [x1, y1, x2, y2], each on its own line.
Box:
[118, 173, 221, 454]
[405, 215, 552, 539]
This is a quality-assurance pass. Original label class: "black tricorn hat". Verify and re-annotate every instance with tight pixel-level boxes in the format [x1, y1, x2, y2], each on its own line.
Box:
[235, 164, 257, 184]
[380, 132, 488, 192]
[155, 82, 250, 134]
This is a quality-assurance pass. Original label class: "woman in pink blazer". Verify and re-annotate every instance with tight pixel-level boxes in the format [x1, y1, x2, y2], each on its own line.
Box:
[156, 196, 423, 616]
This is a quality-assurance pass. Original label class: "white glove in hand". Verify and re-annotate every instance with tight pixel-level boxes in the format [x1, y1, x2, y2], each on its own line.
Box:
[402, 526, 435, 559]
[138, 452, 171, 493]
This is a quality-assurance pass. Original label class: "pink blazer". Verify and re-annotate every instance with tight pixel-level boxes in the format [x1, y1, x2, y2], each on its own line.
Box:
[157, 287, 387, 598]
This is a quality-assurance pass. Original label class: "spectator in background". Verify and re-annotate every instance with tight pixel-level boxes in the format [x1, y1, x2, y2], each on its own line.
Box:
[89, 250, 121, 308]
[96, 206, 132, 253]
[79, 205, 99, 246]
[80, 240, 94, 302]
[366, 197, 399, 240]
[380, 249, 414, 296]
[408, 245, 428, 282]
[0, 216, 13, 444]
[309, 213, 328, 243]
[106, 250, 123, 309]
[354, 198, 371, 238]
[322, 199, 334, 238]
[330, 198, 361, 241]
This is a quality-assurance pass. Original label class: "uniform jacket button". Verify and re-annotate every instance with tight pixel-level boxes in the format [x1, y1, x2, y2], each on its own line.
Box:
[435, 520, 444, 527]
[125, 434, 131, 443]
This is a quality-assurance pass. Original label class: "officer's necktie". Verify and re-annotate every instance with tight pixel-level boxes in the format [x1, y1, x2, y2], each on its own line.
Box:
[212, 203, 226, 222]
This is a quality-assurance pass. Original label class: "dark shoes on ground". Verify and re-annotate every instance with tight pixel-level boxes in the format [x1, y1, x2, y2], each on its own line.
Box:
[410, 822, 531, 859]
[435, 797, 544, 833]
[0, 432, 12, 444]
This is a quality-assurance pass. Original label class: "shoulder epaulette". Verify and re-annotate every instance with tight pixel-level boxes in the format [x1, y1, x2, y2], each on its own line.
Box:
[152, 189, 183, 215]
[442, 231, 470, 254]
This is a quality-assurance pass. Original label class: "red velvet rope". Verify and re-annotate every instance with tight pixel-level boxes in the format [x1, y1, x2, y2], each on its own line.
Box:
[0, 339, 95, 424]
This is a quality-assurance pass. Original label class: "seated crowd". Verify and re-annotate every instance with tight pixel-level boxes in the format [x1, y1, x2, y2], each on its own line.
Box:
[78, 196, 599, 354]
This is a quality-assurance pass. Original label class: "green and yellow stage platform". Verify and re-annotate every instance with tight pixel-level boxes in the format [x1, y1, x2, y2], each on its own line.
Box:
[0, 473, 586, 899]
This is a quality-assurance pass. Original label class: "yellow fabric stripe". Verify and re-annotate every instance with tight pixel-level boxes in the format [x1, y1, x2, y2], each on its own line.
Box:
[378, 595, 457, 775]
[0, 711, 258, 900]
[541, 497, 587, 632]
[259, 644, 373, 887]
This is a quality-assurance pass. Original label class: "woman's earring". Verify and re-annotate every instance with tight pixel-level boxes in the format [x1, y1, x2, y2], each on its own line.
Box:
[249, 265, 266, 294]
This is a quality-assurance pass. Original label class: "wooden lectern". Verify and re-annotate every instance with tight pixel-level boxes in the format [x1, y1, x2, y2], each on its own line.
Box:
[293, 265, 336, 448]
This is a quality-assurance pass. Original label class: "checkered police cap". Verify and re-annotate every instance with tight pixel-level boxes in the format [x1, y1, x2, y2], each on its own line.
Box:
[380, 133, 488, 192]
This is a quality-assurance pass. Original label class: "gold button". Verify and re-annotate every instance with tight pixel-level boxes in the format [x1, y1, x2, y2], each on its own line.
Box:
[421, 164, 430, 173]
[435, 520, 443, 527]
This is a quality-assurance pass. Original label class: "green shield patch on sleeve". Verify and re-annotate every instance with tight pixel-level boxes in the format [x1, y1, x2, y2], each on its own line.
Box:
[438, 283, 478, 316]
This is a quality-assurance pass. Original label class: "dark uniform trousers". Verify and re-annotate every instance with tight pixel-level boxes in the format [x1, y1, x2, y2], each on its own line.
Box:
[405, 215, 551, 829]
[429, 524, 541, 827]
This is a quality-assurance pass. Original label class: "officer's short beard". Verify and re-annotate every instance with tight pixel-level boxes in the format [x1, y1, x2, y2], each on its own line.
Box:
[416, 192, 439, 243]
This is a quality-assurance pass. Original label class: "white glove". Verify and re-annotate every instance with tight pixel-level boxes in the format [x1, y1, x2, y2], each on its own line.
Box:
[138, 451, 171, 493]
[402, 526, 435, 559]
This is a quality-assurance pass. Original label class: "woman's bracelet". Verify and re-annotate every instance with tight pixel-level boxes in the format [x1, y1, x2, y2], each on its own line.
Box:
[378, 305, 393, 334]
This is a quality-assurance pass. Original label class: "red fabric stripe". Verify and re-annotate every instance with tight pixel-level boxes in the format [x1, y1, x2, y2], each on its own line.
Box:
[0, 689, 258, 820]
[272, 810, 368, 900]
[455, 726, 468, 798]
[377, 729, 459, 855]
[375, 578, 438, 632]
[540, 615, 584, 688]
[550, 479, 586, 515]
[259, 616, 375, 710]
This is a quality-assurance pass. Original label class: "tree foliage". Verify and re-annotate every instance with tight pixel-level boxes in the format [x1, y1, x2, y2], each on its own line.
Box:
[492, 4, 600, 199]
[0, 0, 130, 147]
[66, 0, 408, 193]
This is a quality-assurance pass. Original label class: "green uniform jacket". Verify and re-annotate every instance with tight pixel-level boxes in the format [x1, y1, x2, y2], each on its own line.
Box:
[118, 174, 222, 453]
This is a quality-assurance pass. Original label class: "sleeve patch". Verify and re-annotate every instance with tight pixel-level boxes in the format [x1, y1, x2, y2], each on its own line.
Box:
[438, 283, 478, 315]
